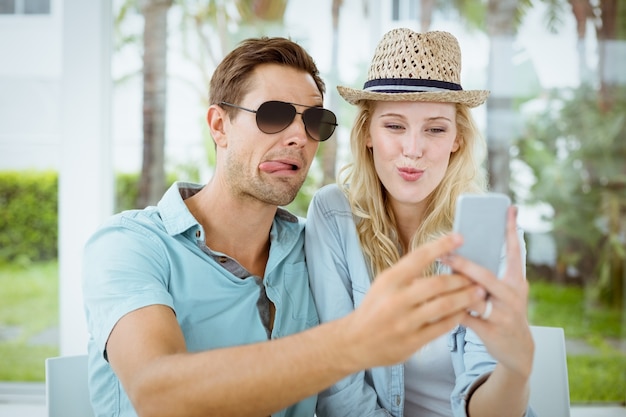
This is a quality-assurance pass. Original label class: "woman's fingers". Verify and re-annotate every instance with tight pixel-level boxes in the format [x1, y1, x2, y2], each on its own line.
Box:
[503, 206, 524, 285]
[443, 206, 524, 301]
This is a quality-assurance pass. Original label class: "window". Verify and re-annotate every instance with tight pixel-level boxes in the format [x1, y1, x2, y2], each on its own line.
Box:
[391, 0, 418, 21]
[0, 0, 50, 14]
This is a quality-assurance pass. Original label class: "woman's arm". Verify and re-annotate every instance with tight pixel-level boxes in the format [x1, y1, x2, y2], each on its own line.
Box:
[305, 186, 390, 416]
[445, 207, 535, 417]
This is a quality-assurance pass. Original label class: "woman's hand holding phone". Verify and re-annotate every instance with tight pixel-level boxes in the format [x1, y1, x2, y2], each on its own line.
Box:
[445, 202, 534, 379]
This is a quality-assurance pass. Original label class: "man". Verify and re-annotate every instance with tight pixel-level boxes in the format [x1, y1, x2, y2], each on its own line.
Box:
[83, 36, 487, 417]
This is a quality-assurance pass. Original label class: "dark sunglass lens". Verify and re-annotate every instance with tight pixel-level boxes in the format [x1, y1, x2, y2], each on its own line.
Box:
[256, 101, 296, 134]
[302, 108, 337, 141]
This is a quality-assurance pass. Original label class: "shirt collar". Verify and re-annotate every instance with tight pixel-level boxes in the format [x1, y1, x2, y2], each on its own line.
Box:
[157, 181, 300, 237]
[157, 181, 203, 236]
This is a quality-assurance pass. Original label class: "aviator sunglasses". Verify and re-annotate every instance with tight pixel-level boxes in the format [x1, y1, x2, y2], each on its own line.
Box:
[220, 100, 338, 142]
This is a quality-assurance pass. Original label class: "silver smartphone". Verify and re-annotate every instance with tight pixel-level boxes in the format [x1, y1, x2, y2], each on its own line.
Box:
[452, 193, 511, 276]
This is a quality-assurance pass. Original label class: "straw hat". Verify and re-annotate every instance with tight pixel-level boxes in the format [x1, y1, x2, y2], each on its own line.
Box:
[338, 29, 489, 107]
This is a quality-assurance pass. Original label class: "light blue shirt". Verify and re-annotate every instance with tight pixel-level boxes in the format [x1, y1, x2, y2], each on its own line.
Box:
[305, 184, 536, 417]
[83, 181, 319, 417]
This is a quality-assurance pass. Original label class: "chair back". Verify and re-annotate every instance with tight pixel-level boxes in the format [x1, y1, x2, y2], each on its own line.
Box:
[45, 354, 94, 417]
[529, 326, 571, 417]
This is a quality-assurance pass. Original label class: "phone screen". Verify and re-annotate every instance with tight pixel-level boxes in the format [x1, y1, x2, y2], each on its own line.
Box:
[452, 193, 510, 276]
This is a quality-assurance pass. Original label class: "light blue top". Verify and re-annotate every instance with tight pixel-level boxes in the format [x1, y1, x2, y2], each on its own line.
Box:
[305, 184, 535, 417]
[83, 181, 319, 417]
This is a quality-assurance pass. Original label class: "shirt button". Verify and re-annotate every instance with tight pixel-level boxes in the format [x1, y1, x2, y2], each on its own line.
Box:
[195, 230, 201, 238]
[395, 395, 401, 406]
[219, 256, 228, 263]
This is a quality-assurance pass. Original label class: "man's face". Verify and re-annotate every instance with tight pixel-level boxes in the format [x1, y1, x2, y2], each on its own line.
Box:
[216, 63, 323, 207]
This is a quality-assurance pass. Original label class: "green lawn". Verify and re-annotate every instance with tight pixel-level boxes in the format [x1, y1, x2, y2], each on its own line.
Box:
[0, 261, 59, 381]
[528, 280, 626, 403]
[0, 263, 624, 404]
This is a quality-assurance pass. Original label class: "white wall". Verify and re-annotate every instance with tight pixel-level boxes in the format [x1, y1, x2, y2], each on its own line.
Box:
[0, 0, 63, 170]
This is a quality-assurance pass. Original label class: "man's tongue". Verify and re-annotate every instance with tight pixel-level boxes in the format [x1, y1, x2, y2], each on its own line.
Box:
[259, 161, 296, 173]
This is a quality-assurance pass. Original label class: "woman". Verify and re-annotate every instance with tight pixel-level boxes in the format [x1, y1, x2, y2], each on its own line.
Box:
[305, 29, 536, 417]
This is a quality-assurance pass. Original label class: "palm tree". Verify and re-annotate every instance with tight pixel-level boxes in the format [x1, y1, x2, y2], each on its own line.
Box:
[320, 0, 343, 186]
[545, 0, 626, 103]
[137, 0, 173, 208]
[484, 0, 526, 194]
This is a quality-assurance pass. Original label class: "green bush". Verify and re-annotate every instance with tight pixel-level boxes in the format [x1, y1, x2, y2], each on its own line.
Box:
[0, 171, 58, 265]
[114, 172, 178, 212]
[115, 172, 141, 212]
[0, 170, 181, 264]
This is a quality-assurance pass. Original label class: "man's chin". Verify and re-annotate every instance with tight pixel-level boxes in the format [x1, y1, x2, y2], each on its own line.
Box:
[269, 192, 299, 207]
[249, 177, 305, 207]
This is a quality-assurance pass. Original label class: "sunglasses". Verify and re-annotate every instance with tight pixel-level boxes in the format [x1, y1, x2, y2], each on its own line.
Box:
[220, 100, 337, 142]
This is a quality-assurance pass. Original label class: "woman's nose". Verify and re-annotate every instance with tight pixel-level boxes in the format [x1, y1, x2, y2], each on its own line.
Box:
[402, 132, 424, 158]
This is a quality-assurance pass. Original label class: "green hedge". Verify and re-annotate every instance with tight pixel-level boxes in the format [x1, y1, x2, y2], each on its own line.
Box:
[115, 172, 142, 212]
[0, 171, 58, 264]
[0, 171, 179, 264]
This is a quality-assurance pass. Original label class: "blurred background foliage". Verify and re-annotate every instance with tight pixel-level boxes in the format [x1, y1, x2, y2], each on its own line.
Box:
[518, 84, 626, 309]
[0, 0, 624, 404]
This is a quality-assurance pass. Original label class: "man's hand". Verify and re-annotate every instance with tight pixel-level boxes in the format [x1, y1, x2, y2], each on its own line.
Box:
[339, 233, 487, 370]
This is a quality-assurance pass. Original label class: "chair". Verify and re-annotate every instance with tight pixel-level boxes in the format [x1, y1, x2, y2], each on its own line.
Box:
[45, 354, 95, 417]
[529, 326, 571, 417]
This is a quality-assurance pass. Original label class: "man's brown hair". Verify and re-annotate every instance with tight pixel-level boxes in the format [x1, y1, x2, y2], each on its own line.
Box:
[209, 37, 326, 116]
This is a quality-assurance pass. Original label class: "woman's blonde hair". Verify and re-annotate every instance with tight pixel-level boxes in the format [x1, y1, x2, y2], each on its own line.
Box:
[338, 101, 488, 278]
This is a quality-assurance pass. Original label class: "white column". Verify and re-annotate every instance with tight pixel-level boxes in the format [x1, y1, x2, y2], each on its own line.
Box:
[59, 0, 113, 355]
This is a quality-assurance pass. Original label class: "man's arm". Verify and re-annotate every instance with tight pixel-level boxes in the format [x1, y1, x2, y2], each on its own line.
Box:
[107, 233, 487, 417]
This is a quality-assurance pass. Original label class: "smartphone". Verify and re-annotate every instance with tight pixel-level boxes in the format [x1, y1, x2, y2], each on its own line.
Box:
[452, 193, 510, 276]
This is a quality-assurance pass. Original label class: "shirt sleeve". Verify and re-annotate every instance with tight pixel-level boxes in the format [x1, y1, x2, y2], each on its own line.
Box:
[82, 214, 175, 359]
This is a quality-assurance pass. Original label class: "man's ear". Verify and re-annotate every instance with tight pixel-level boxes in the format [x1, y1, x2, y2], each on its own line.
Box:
[207, 105, 228, 147]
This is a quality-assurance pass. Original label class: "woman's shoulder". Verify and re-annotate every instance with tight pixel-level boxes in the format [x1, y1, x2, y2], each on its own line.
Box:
[310, 183, 351, 212]
[314, 183, 344, 198]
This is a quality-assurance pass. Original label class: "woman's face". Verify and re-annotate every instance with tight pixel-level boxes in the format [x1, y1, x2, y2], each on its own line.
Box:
[368, 100, 459, 214]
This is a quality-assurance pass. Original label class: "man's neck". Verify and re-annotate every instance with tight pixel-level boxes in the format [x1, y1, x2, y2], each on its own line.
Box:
[184, 183, 276, 277]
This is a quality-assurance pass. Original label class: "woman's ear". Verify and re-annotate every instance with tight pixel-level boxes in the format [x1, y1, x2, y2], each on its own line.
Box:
[207, 105, 228, 147]
[451, 135, 461, 153]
